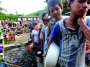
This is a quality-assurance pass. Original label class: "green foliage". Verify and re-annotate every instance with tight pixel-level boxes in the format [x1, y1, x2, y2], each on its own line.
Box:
[45, 0, 48, 3]
[0, 0, 69, 20]
[0, 7, 3, 11]
[0, 12, 18, 21]
[7, 14, 18, 21]
[26, 7, 48, 17]
[0, 1, 17, 21]
[62, 0, 69, 14]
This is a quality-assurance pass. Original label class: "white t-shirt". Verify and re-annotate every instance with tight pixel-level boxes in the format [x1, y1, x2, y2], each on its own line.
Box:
[31, 29, 38, 43]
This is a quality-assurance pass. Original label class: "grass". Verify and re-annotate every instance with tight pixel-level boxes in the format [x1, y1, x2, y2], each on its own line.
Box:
[4, 39, 15, 44]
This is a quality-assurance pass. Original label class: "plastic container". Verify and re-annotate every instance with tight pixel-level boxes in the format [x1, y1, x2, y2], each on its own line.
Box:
[44, 42, 59, 67]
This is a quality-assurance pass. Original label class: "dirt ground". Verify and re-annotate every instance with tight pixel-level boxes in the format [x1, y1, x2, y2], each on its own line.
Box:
[12, 33, 30, 44]
[4, 32, 44, 67]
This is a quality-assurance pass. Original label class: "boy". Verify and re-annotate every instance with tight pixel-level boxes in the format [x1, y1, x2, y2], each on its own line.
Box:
[48, 0, 90, 67]
[31, 21, 39, 48]
[47, 0, 63, 39]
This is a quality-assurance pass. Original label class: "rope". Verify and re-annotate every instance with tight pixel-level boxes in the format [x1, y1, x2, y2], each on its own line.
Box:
[0, 61, 21, 67]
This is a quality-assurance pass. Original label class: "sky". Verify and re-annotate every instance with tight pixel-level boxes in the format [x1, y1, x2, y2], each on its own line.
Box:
[0, 0, 47, 15]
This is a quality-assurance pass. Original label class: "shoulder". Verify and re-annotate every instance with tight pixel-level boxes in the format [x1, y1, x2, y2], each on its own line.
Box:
[49, 19, 56, 23]
[52, 20, 63, 32]
[32, 30, 35, 33]
[86, 17, 90, 27]
[49, 20, 56, 26]
[54, 19, 64, 27]
[41, 27, 45, 32]
[32, 29, 34, 32]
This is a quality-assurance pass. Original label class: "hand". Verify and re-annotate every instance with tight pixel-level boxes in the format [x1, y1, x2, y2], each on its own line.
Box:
[42, 49, 48, 57]
[42, 54, 46, 57]
[77, 17, 85, 25]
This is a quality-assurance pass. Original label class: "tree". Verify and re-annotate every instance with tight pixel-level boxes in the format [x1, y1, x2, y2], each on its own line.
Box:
[62, 0, 69, 14]
[45, 0, 48, 3]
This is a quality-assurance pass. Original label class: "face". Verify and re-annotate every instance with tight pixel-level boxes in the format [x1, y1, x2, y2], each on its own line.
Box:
[42, 14, 49, 26]
[43, 20, 48, 26]
[68, 0, 90, 17]
[49, 4, 63, 21]
[34, 23, 37, 28]
[86, 40, 90, 49]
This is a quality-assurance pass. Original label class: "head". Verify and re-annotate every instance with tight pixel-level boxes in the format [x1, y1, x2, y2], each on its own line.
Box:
[42, 13, 49, 26]
[67, 0, 90, 17]
[47, 0, 63, 21]
[42, 13, 49, 20]
[86, 39, 90, 50]
[43, 18, 49, 26]
[33, 21, 38, 28]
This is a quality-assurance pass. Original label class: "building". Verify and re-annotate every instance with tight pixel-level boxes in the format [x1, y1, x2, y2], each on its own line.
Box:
[18, 16, 42, 22]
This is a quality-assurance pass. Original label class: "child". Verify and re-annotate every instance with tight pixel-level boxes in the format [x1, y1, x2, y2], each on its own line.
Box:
[31, 21, 39, 48]
[85, 39, 90, 67]
[38, 13, 49, 63]
[48, 0, 90, 67]
[47, 0, 64, 45]
[46, 0, 64, 66]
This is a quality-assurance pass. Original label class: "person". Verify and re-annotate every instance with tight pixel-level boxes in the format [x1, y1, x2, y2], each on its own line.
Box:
[47, 0, 64, 45]
[85, 39, 90, 67]
[41, 18, 49, 56]
[38, 13, 49, 63]
[31, 21, 39, 48]
[48, 0, 90, 67]
[46, 0, 64, 66]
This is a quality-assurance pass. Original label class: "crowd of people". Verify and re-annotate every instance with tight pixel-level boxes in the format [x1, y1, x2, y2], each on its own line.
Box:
[29, 0, 90, 67]
[0, 0, 89, 67]
[0, 20, 31, 44]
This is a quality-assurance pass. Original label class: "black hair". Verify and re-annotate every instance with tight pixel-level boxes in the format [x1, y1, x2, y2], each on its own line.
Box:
[47, 0, 63, 14]
[67, 0, 74, 2]
[42, 18, 50, 22]
[42, 13, 48, 20]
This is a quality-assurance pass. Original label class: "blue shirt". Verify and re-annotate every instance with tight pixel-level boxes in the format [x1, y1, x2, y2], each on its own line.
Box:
[42, 26, 48, 50]
[50, 18, 90, 67]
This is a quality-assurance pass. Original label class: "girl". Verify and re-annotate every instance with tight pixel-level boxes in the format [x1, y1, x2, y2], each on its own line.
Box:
[38, 13, 49, 63]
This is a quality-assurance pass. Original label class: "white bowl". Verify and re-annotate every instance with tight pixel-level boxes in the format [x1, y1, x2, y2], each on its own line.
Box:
[44, 42, 59, 67]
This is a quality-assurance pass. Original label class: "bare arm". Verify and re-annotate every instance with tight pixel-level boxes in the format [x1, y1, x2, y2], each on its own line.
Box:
[38, 28, 41, 44]
[45, 37, 54, 56]
[78, 18, 90, 40]
[31, 35, 34, 45]
[47, 24, 51, 40]
[48, 37, 54, 49]
[42, 32, 45, 43]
